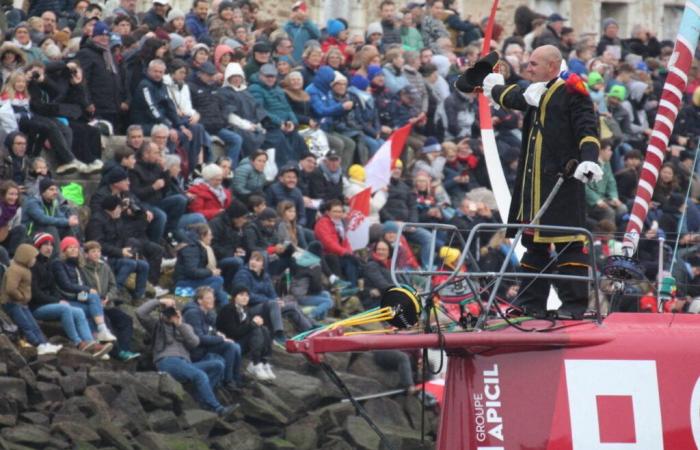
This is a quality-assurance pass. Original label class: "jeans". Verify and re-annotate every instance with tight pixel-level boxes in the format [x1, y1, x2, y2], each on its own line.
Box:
[156, 356, 223, 411]
[218, 128, 243, 166]
[146, 194, 188, 241]
[219, 256, 244, 291]
[176, 276, 228, 306]
[33, 303, 93, 344]
[112, 258, 149, 299]
[3, 303, 46, 346]
[298, 291, 333, 320]
[405, 227, 434, 269]
[362, 135, 384, 158]
[198, 341, 242, 384]
[69, 293, 105, 332]
[104, 307, 134, 354]
[248, 301, 284, 335]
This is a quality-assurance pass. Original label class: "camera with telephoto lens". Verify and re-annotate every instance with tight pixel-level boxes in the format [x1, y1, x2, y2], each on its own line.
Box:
[160, 306, 178, 319]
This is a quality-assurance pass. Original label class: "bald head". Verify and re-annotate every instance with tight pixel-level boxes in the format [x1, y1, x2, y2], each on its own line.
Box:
[526, 45, 562, 82]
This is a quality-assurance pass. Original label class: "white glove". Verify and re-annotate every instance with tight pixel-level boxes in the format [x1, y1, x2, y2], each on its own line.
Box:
[573, 161, 603, 184]
[523, 81, 548, 107]
[482, 73, 504, 100]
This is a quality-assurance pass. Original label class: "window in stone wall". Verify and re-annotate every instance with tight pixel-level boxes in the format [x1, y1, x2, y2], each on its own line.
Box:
[600, 2, 629, 38]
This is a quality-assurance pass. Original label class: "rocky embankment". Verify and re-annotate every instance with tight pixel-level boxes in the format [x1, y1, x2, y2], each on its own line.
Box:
[0, 327, 438, 450]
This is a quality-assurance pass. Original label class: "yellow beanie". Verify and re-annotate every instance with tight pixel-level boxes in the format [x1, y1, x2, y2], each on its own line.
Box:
[348, 164, 366, 182]
[439, 246, 461, 269]
[393, 159, 403, 169]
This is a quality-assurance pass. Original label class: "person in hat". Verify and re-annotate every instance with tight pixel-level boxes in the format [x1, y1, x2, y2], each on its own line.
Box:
[344, 164, 386, 225]
[321, 19, 351, 61]
[75, 20, 121, 129]
[484, 44, 602, 317]
[348, 72, 385, 157]
[143, 0, 169, 31]
[209, 1, 236, 42]
[11, 22, 43, 63]
[185, 0, 212, 45]
[187, 164, 232, 220]
[51, 236, 118, 344]
[0, 181, 25, 265]
[113, 0, 140, 27]
[249, 63, 310, 166]
[605, 84, 635, 142]
[164, 8, 188, 36]
[308, 149, 345, 203]
[84, 195, 150, 301]
[209, 199, 249, 291]
[284, 1, 321, 63]
[266, 163, 306, 226]
[244, 41, 273, 79]
[21, 178, 79, 255]
[532, 13, 567, 54]
[242, 206, 295, 275]
[596, 17, 623, 58]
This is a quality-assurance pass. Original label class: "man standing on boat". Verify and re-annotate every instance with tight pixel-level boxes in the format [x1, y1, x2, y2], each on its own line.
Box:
[482, 44, 603, 317]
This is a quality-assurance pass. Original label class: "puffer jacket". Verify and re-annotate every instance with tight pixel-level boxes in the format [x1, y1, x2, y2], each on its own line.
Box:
[173, 239, 212, 282]
[30, 254, 61, 310]
[130, 159, 168, 204]
[380, 177, 418, 223]
[314, 214, 351, 257]
[130, 74, 184, 134]
[232, 157, 266, 198]
[187, 181, 232, 220]
[51, 257, 91, 300]
[306, 66, 345, 123]
[248, 75, 298, 127]
[188, 76, 226, 133]
[231, 267, 276, 306]
[209, 211, 246, 261]
[182, 300, 225, 361]
[0, 244, 37, 305]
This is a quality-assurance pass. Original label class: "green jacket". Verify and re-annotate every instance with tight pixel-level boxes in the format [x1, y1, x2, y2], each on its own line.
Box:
[83, 259, 120, 301]
[232, 157, 267, 197]
[248, 76, 298, 127]
[401, 26, 424, 52]
[585, 160, 618, 207]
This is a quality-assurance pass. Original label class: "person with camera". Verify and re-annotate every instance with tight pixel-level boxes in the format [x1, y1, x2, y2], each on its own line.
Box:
[182, 286, 242, 391]
[85, 195, 149, 301]
[136, 296, 237, 418]
[91, 168, 165, 289]
[51, 237, 118, 345]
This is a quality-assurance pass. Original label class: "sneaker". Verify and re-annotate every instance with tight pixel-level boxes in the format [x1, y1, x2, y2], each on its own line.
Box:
[37, 343, 62, 355]
[263, 363, 276, 380]
[100, 353, 111, 361]
[90, 342, 113, 359]
[116, 350, 141, 362]
[56, 160, 81, 174]
[273, 335, 287, 349]
[154, 286, 169, 297]
[86, 160, 103, 172]
[95, 330, 118, 342]
[246, 362, 271, 380]
[161, 258, 177, 269]
[78, 341, 96, 352]
[216, 403, 240, 419]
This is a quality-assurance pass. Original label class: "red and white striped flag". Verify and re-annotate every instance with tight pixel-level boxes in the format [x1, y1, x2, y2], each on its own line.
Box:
[346, 187, 372, 251]
[365, 124, 412, 193]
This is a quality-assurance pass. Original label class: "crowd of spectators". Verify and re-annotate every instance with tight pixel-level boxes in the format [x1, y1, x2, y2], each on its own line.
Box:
[0, 0, 700, 416]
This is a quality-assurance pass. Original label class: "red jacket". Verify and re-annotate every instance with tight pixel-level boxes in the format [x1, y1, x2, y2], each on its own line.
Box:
[187, 183, 232, 220]
[314, 215, 352, 257]
[321, 37, 352, 64]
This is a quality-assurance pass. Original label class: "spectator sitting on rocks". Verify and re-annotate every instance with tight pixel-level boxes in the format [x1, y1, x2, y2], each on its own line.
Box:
[243, 207, 294, 276]
[51, 237, 118, 345]
[209, 199, 249, 292]
[187, 163, 232, 221]
[0, 181, 26, 265]
[22, 178, 79, 255]
[82, 240, 140, 362]
[232, 149, 268, 203]
[314, 199, 360, 287]
[100, 146, 137, 187]
[1, 243, 63, 355]
[266, 163, 306, 227]
[173, 223, 228, 306]
[308, 150, 345, 203]
[0, 132, 30, 186]
[29, 233, 111, 358]
[136, 296, 237, 418]
[182, 286, 243, 391]
[217, 285, 276, 381]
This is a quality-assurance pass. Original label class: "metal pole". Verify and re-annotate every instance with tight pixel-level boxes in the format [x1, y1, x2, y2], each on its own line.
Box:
[657, 236, 665, 312]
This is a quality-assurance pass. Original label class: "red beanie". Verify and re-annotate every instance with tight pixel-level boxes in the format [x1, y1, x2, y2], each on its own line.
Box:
[59, 236, 80, 253]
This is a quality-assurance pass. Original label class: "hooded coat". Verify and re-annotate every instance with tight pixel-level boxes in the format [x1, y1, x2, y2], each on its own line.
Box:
[0, 244, 37, 305]
[306, 66, 345, 122]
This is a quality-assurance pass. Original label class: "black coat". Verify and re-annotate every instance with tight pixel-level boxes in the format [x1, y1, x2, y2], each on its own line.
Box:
[308, 167, 344, 202]
[188, 77, 226, 133]
[89, 185, 149, 240]
[208, 211, 245, 261]
[380, 177, 418, 223]
[30, 254, 61, 310]
[173, 241, 212, 282]
[492, 78, 599, 242]
[243, 219, 279, 254]
[75, 40, 122, 115]
[216, 303, 256, 341]
[85, 209, 129, 260]
[130, 160, 167, 204]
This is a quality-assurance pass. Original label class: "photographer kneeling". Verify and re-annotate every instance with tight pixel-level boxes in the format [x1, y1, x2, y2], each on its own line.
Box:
[136, 297, 237, 418]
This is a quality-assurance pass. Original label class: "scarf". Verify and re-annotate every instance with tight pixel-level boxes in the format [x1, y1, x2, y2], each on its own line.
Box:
[207, 182, 227, 206]
[320, 161, 342, 184]
[202, 242, 217, 271]
[0, 201, 18, 228]
[284, 86, 310, 103]
[332, 217, 345, 240]
[11, 39, 32, 51]
[371, 252, 391, 269]
[96, 41, 118, 75]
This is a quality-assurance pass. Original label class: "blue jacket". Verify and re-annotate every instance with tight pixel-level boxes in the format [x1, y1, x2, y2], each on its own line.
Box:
[185, 12, 212, 46]
[284, 19, 321, 62]
[265, 181, 306, 226]
[130, 74, 185, 134]
[306, 66, 345, 126]
[22, 195, 69, 234]
[232, 267, 276, 306]
[182, 301, 225, 361]
[173, 240, 212, 282]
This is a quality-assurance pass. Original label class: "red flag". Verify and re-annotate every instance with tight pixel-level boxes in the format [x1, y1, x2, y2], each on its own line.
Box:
[346, 187, 372, 251]
[365, 124, 412, 192]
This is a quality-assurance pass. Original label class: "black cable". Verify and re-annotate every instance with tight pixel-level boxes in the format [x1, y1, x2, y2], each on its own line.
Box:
[320, 362, 397, 450]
